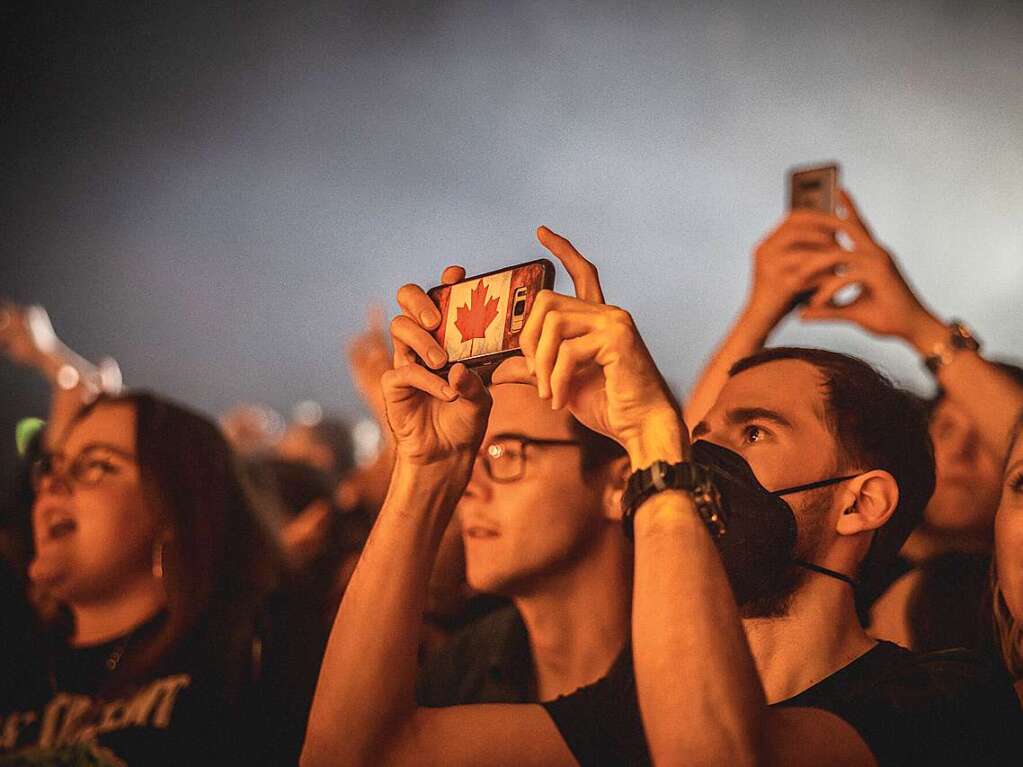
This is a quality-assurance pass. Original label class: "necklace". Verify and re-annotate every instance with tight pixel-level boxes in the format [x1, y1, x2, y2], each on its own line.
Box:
[105, 636, 131, 671]
[47, 633, 135, 693]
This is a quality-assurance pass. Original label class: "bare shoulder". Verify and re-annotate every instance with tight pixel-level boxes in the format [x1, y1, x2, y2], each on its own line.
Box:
[384, 703, 578, 767]
[764, 706, 878, 767]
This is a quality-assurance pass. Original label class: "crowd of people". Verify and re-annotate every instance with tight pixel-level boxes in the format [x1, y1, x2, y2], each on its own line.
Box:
[1, 187, 1021, 766]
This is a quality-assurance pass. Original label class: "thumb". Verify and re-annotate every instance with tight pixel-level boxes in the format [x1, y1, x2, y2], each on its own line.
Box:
[490, 356, 536, 386]
[448, 363, 490, 405]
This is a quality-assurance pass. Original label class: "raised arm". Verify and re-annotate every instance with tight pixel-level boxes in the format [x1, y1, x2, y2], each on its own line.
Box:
[340, 307, 396, 512]
[799, 189, 1023, 456]
[0, 302, 120, 446]
[301, 273, 575, 767]
[510, 285, 764, 765]
[684, 214, 850, 425]
[513, 233, 881, 765]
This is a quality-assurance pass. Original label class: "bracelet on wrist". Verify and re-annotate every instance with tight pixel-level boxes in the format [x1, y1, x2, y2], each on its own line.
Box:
[621, 460, 725, 540]
[922, 319, 981, 375]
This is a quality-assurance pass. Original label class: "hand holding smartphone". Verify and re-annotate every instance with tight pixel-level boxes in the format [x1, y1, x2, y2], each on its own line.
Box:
[426, 259, 555, 372]
[786, 163, 841, 306]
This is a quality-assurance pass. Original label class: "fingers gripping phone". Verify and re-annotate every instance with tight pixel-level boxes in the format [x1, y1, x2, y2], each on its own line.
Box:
[427, 259, 555, 372]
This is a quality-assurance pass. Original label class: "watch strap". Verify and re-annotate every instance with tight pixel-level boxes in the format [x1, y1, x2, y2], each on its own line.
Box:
[621, 460, 725, 540]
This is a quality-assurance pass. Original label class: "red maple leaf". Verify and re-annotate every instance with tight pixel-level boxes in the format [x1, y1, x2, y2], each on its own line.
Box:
[454, 279, 500, 342]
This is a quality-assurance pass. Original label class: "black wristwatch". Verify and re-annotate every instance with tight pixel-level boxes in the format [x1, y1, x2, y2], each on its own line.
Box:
[923, 319, 981, 374]
[621, 460, 726, 540]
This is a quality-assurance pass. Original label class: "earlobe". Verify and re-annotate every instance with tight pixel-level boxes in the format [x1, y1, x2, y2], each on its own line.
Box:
[835, 470, 899, 536]
[601, 455, 632, 522]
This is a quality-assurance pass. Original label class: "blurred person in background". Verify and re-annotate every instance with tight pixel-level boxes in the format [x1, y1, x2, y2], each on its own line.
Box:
[277, 414, 356, 485]
[0, 392, 322, 765]
[992, 413, 1023, 703]
[684, 187, 1023, 650]
[219, 402, 286, 459]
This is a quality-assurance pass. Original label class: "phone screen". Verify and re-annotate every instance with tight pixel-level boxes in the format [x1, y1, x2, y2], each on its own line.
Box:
[427, 259, 554, 368]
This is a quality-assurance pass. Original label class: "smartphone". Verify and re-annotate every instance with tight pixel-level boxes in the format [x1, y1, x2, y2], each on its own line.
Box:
[788, 163, 839, 214]
[787, 163, 840, 306]
[427, 259, 555, 371]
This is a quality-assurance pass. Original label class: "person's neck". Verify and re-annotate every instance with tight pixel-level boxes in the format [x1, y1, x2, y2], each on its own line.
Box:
[900, 524, 991, 564]
[513, 531, 631, 702]
[743, 573, 876, 704]
[70, 575, 166, 647]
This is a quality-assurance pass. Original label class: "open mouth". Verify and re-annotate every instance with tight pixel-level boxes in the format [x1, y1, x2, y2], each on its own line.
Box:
[48, 519, 78, 539]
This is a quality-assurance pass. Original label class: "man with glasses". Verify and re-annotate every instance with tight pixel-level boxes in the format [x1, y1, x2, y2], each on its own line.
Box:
[304, 227, 1021, 767]
[416, 378, 631, 705]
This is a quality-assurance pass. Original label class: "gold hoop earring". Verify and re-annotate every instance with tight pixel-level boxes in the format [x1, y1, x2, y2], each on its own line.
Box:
[152, 540, 166, 580]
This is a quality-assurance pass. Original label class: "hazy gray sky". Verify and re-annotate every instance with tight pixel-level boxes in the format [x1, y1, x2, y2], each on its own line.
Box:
[3, 0, 1021, 466]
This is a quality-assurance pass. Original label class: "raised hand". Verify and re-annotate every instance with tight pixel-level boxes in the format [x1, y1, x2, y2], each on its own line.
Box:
[798, 189, 939, 346]
[0, 302, 46, 367]
[499, 228, 684, 467]
[347, 305, 391, 426]
[515, 292, 682, 463]
[747, 211, 853, 324]
[385, 286, 491, 465]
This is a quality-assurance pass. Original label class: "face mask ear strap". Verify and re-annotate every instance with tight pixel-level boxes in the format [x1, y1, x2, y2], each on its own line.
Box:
[793, 559, 857, 588]
[772, 473, 860, 497]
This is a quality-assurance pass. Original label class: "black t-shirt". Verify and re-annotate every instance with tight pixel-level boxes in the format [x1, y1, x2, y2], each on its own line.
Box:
[0, 595, 324, 766]
[542, 641, 1023, 767]
[0, 624, 232, 766]
[417, 604, 536, 706]
[905, 552, 992, 653]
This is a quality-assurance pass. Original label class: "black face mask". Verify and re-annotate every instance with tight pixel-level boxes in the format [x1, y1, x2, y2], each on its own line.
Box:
[690, 440, 858, 606]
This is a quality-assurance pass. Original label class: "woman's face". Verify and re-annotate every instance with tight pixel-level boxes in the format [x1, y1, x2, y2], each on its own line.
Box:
[925, 399, 1004, 534]
[29, 402, 160, 605]
[995, 431, 1023, 619]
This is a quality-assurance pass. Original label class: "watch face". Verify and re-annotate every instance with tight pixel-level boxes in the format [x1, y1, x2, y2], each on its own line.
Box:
[949, 322, 979, 350]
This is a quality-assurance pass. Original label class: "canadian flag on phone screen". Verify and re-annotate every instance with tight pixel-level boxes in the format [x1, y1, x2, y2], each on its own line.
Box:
[441, 271, 512, 361]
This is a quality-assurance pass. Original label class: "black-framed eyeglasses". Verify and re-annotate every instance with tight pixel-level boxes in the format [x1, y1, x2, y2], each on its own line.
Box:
[478, 435, 581, 483]
[31, 445, 137, 492]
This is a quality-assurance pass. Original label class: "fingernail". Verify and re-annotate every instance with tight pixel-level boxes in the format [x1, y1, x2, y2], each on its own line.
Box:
[421, 310, 439, 327]
[428, 349, 446, 367]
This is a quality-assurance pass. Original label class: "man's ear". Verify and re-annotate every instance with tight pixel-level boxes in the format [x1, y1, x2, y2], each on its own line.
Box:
[835, 469, 899, 537]
[600, 455, 632, 522]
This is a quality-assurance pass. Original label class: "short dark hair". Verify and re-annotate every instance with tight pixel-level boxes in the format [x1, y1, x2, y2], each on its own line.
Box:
[729, 347, 936, 579]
